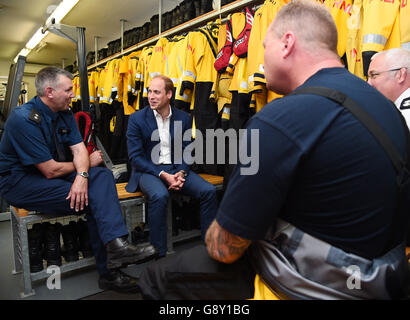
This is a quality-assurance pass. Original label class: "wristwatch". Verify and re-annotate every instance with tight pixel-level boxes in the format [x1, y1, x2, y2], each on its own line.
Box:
[77, 171, 89, 179]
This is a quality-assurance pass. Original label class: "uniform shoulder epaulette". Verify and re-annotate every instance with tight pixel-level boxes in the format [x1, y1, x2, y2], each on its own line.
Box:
[28, 109, 41, 124]
[400, 97, 410, 110]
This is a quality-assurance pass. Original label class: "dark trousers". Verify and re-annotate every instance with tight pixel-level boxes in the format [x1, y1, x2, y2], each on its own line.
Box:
[0, 167, 128, 275]
[139, 166, 218, 256]
[138, 244, 255, 299]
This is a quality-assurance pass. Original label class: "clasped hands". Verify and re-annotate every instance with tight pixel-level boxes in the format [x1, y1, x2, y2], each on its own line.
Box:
[161, 170, 186, 191]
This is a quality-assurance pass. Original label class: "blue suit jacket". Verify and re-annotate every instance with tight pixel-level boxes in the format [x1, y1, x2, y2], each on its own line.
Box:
[125, 105, 192, 192]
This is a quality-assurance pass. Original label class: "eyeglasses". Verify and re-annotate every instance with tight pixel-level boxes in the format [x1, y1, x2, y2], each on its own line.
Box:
[367, 67, 407, 80]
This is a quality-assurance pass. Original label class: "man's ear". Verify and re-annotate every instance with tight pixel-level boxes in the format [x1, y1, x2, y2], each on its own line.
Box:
[397, 67, 407, 84]
[44, 86, 54, 98]
[282, 31, 296, 58]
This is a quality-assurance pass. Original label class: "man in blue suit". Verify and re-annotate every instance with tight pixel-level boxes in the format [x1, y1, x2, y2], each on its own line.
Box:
[126, 75, 218, 258]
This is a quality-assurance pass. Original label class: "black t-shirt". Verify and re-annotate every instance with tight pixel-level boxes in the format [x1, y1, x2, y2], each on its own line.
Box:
[217, 68, 408, 259]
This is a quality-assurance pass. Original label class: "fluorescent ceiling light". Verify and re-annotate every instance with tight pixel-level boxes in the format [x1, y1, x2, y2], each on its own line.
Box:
[14, 48, 31, 61]
[14, 0, 80, 62]
[26, 29, 47, 50]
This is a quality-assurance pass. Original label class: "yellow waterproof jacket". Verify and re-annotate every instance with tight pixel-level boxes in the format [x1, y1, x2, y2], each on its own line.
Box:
[400, 0, 410, 49]
[147, 37, 169, 88]
[246, 0, 285, 107]
[88, 70, 100, 103]
[72, 76, 81, 102]
[324, 0, 353, 58]
[346, 0, 365, 80]
[162, 36, 183, 85]
[118, 51, 141, 114]
[384, 11, 401, 51]
[180, 23, 219, 111]
[169, 36, 193, 107]
[247, 0, 287, 92]
[135, 46, 153, 107]
[99, 59, 120, 104]
[117, 55, 129, 105]
[361, 0, 400, 75]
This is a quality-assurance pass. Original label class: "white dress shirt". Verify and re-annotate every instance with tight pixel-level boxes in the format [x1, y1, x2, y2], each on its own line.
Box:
[153, 107, 172, 165]
[394, 87, 410, 129]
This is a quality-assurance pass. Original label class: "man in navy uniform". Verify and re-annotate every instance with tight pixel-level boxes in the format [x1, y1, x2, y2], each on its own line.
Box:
[0, 66, 157, 293]
[126, 75, 218, 258]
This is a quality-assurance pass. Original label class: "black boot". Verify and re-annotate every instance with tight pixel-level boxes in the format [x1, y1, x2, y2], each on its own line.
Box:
[44, 222, 62, 267]
[61, 223, 79, 262]
[148, 21, 153, 39]
[98, 269, 140, 293]
[114, 39, 121, 54]
[171, 8, 178, 28]
[165, 11, 173, 30]
[164, 11, 173, 31]
[150, 14, 159, 36]
[106, 237, 158, 269]
[194, 0, 201, 17]
[141, 22, 150, 41]
[200, 0, 211, 15]
[133, 27, 141, 45]
[183, 0, 195, 22]
[77, 219, 94, 258]
[123, 30, 131, 49]
[28, 225, 44, 273]
[175, 5, 183, 25]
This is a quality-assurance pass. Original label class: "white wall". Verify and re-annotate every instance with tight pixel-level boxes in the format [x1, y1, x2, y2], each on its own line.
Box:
[0, 59, 51, 102]
[0, 59, 12, 79]
[23, 63, 50, 100]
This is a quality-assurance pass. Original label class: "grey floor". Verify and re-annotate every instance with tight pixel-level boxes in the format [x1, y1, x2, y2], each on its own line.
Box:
[0, 218, 201, 300]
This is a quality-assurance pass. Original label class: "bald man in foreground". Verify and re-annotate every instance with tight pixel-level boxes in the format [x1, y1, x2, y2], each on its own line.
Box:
[136, 0, 410, 300]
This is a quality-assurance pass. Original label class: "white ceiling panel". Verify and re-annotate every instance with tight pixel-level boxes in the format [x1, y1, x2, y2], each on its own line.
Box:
[0, 0, 257, 70]
[0, 0, 184, 67]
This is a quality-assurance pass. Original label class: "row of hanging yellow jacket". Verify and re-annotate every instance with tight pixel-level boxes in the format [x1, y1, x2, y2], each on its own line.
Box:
[72, 21, 220, 132]
[72, 0, 410, 132]
[328, 0, 409, 79]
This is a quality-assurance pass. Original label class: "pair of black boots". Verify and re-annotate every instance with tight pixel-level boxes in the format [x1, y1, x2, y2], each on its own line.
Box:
[160, 0, 212, 32]
[194, 0, 213, 17]
[28, 219, 93, 273]
[107, 39, 122, 56]
[86, 51, 95, 66]
[124, 28, 142, 49]
[98, 48, 108, 61]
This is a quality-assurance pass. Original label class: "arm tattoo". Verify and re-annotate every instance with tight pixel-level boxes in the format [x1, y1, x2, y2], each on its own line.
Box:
[205, 220, 252, 264]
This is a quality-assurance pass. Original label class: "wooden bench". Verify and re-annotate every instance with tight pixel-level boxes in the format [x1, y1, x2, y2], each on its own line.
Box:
[10, 173, 223, 297]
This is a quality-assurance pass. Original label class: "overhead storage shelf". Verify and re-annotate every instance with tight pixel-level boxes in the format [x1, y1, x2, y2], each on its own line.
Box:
[85, 0, 263, 70]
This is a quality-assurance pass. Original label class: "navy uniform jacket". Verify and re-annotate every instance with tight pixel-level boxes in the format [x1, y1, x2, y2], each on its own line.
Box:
[126, 105, 192, 193]
[0, 96, 82, 188]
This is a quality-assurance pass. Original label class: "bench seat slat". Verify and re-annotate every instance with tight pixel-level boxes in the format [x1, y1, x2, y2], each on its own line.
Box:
[116, 182, 144, 199]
